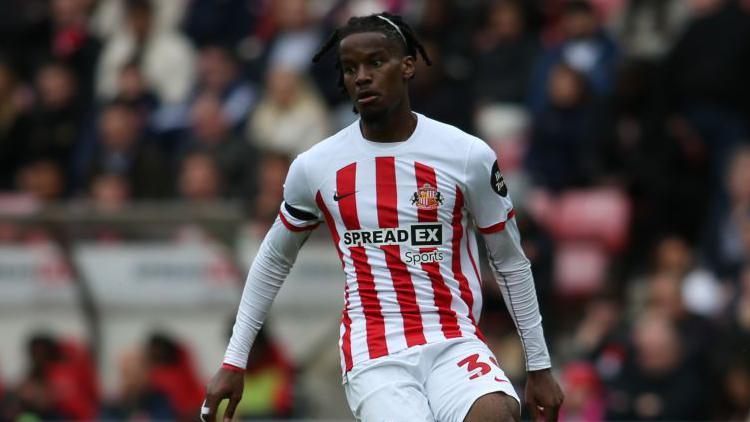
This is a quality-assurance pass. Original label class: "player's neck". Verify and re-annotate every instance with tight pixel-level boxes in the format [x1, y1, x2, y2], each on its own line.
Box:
[360, 102, 416, 143]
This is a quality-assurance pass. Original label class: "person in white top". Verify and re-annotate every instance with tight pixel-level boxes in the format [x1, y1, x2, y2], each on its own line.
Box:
[203, 12, 563, 422]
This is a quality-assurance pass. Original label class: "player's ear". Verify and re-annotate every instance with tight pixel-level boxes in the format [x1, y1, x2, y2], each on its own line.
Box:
[402, 56, 415, 80]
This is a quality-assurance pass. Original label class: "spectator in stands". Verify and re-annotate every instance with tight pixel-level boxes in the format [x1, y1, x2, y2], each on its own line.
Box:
[102, 348, 176, 420]
[526, 63, 598, 191]
[243, 0, 321, 85]
[630, 235, 725, 318]
[25, 61, 82, 193]
[472, 0, 541, 105]
[183, 92, 257, 198]
[713, 264, 750, 418]
[664, 0, 750, 208]
[15, 334, 99, 421]
[595, 62, 709, 258]
[15, 335, 65, 420]
[709, 145, 750, 278]
[82, 101, 169, 198]
[0, 60, 30, 190]
[16, 160, 66, 203]
[565, 294, 625, 364]
[90, 171, 130, 212]
[144, 333, 204, 421]
[634, 270, 715, 377]
[47, 0, 101, 102]
[559, 361, 605, 421]
[193, 44, 257, 130]
[113, 60, 159, 125]
[247, 65, 331, 156]
[96, 0, 196, 105]
[252, 152, 289, 224]
[528, 0, 619, 114]
[177, 151, 223, 203]
[605, 310, 709, 420]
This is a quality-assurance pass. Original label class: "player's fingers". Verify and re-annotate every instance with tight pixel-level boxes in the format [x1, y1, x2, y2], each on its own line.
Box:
[202, 393, 220, 422]
[526, 398, 541, 422]
[222, 394, 242, 422]
[200, 399, 211, 422]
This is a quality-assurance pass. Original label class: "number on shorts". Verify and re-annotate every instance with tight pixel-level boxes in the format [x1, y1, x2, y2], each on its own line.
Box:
[457, 353, 492, 380]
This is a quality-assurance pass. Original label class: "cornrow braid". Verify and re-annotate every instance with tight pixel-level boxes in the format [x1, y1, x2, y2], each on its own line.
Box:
[312, 12, 431, 93]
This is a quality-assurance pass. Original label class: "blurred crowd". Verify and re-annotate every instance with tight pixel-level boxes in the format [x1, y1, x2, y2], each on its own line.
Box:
[0, 0, 750, 420]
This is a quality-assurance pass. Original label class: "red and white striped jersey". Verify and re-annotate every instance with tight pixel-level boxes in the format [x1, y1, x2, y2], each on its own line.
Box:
[278, 114, 515, 373]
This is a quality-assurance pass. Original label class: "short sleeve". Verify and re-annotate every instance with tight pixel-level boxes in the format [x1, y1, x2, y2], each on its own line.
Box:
[464, 140, 515, 233]
[278, 154, 322, 232]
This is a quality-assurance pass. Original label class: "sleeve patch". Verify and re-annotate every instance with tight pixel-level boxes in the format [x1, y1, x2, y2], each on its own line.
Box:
[490, 160, 508, 197]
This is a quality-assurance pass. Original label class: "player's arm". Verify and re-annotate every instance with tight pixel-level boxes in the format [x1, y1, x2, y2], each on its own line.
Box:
[482, 223, 563, 421]
[202, 155, 321, 422]
[482, 220, 550, 371]
[463, 139, 563, 421]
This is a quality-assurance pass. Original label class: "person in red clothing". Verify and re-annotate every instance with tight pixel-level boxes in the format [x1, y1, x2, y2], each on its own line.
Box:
[145, 333, 205, 421]
[15, 334, 99, 421]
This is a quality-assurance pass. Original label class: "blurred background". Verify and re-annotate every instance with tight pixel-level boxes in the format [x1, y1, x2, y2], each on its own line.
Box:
[0, 0, 748, 420]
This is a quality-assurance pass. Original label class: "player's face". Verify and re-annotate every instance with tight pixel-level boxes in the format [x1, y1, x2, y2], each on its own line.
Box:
[338, 32, 415, 120]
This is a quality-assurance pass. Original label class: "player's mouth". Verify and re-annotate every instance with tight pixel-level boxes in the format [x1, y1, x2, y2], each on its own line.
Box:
[356, 91, 379, 105]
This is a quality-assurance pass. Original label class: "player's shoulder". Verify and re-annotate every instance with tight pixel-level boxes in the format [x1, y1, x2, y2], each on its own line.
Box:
[416, 113, 487, 155]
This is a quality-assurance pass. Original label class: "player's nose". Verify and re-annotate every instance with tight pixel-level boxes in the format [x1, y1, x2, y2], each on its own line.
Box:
[354, 65, 372, 85]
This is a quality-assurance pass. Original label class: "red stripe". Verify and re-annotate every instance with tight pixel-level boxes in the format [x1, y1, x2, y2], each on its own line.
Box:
[337, 163, 388, 359]
[278, 211, 320, 232]
[376, 157, 426, 347]
[221, 362, 244, 372]
[316, 192, 352, 371]
[376, 157, 399, 228]
[414, 162, 461, 339]
[451, 187, 483, 339]
[477, 209, 516, 234]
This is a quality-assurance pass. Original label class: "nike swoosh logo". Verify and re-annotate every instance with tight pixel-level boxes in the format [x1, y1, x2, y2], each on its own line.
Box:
[333, 191, 357, 201]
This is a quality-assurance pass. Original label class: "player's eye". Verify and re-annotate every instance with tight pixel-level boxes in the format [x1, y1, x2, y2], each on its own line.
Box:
[372, 59, 383, 67]
[343, 66, 355, 75]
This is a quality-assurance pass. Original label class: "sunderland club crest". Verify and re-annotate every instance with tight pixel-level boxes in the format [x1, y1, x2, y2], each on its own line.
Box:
[411, 183, 443, 210]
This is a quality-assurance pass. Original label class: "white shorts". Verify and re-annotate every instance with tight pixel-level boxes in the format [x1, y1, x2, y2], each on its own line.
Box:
[343, 338, 520, 422]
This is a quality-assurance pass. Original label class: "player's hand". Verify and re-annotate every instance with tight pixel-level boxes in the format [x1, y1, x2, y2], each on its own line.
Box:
[525, 368, 564, 422]
[202, 367, 244, 422]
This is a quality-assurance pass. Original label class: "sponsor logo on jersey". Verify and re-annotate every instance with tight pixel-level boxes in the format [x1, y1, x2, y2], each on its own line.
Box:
[342, 223, 443, 247]
[404, 250, 444, 264]
[490, 160, 507, 197]
[410, 183, 443, 210]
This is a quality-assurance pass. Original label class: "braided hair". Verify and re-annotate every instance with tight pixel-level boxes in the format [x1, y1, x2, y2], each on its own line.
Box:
[312, 12, 431, 93]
